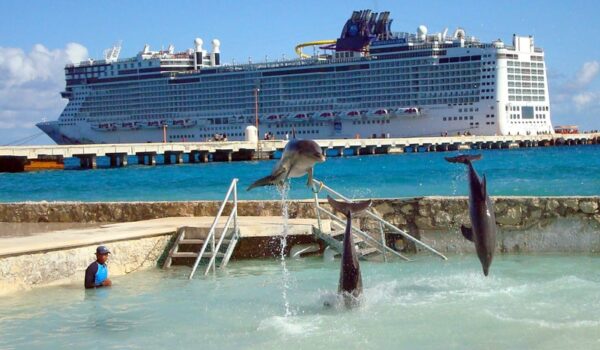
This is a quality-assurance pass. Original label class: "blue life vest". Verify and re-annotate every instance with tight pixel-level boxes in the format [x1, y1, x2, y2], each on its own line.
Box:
[95, 263, 108, 286]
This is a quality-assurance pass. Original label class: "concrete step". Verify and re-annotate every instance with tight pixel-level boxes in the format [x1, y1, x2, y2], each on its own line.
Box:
[179, 239, 205, 245]
[172, 252, 225, 259]
[359, 247, 379, 256]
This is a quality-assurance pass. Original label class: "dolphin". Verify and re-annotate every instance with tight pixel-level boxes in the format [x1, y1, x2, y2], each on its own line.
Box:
[247, 139, 325, 191]
[445, 154, 497, 276]
[327, 196, 372, 307]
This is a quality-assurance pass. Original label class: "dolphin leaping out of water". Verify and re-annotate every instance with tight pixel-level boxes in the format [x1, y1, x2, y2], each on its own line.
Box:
[247, 138, 325, 191]
[327, 196, 372, 307]
[445, 154, 497, 276]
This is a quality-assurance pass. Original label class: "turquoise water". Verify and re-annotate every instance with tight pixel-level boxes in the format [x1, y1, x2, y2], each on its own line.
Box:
[0, 145, 598, 202]
[1, 255, 599, 349]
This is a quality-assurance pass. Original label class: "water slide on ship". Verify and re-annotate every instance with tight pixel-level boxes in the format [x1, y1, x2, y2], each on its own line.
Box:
[294, 40, 336, 58]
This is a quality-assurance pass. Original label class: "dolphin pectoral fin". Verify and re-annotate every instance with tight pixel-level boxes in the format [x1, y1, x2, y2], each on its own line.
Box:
[246, 175, 277, 191]
[247, 167, 288, 191]
[460, 225, 474, 242]
[481, 174, 487, 197]
[306, 167, 314, 187]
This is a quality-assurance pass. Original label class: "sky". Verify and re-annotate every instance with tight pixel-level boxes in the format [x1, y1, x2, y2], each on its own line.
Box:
[1, 0, 599, 145]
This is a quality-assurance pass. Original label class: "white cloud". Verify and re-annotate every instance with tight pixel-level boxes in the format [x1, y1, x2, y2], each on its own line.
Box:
[573, 61, 599, 88]
[572, 91, 600, 111]
[550, 60, 600, 129]
[0, 43, 87, 142]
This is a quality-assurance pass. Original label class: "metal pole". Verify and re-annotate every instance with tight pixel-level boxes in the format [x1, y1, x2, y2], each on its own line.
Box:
[233, 179, 238, 241]
[313, 179, 447, 260]
[254, 88, 260, 158]
[379, 221, 387, 262]
[162, 124, 167, 143]
[312, 185, 323, 233]
[318, 206, 410, 261]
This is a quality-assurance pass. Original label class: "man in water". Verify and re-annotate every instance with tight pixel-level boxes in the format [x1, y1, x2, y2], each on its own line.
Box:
[84, 245, 112, 289]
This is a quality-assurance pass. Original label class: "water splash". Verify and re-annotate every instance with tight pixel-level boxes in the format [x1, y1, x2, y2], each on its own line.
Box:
[277, 182, 293, 317]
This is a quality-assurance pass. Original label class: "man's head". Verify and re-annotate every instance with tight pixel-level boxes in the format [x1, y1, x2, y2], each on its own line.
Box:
[95, 245, 110, 264]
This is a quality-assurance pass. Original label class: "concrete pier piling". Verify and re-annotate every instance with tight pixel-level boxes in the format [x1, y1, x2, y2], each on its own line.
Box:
[74, 154, 97, 169]
[136, 152, 157, 166]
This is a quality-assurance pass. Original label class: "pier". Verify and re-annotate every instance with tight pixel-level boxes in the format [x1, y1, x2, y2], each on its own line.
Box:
[0, 133, 597, 172]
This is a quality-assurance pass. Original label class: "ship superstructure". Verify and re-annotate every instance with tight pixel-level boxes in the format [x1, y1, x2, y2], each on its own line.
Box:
[38, 10, 553, 144]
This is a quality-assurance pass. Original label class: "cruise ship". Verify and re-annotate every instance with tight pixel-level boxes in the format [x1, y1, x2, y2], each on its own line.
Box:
[37, 10, 554, 144]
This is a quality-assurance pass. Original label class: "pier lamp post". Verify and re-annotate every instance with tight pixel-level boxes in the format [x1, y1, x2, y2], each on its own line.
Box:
[254, 87, 260, 134]
[162, 124, 168, 143]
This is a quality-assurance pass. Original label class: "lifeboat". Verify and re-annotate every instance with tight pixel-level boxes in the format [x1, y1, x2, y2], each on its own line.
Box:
[263, 114, 285, 123]
[227, 115, 246, 124]
[170, 119, 197, 128]
[287, 113, 310, 122]
[91, 123, 116, 131]
[341, 110, 363, 121]
[315, 111, 335, 122]
[143, 120, 167, 129]
[395, 107, 421, 117]
[117, 121, 141, 130]
[367, 108, 389, 118]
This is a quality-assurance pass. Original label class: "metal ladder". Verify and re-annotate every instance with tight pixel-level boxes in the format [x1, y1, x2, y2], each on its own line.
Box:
[163, 179, 240, 278]
[189, 178, 240, 279]
[311, 179, 447, 261]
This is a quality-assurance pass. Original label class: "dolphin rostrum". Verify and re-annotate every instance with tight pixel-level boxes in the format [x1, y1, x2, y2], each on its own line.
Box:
[445, 154, 497, 276]
[327, 196, 372, 307]
[247, 139, 325, 191]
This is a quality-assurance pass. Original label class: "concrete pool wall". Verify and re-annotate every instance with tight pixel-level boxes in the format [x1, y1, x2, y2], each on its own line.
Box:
[1, 196, 598, 231]
[0, 197, 598, 295]
[0, 235, 171, 296]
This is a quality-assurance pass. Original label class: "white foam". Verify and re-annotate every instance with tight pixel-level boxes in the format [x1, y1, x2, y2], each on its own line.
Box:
[487, 311, 600, 330]
[257, 315, 321, 336]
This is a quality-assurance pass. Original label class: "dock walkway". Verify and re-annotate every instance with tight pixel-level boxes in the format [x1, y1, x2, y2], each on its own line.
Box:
[0, 133, 597, 171]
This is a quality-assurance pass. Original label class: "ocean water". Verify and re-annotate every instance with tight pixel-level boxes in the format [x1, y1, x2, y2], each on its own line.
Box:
[0, 145, 598, 202]
[0, 255, 598, 349]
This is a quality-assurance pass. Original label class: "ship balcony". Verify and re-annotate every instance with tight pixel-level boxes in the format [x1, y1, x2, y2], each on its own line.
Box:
[60, 91, 73, 99]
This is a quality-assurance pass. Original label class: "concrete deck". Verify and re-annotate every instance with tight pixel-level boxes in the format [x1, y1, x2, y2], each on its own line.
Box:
[0, 216, 331, 258]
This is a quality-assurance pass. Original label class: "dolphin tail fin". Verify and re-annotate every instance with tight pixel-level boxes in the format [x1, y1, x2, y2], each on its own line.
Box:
[327, 196, 371, 217]
[444, 154, 482, 164]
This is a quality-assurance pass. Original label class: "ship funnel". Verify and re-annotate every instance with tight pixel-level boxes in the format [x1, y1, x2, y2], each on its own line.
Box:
[194, 38, 203, 52]
[417, 25, 427, 41]
[210, 39, 221, 66]
[211, 39, 221, 54]
[194, 38, 204, 69]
